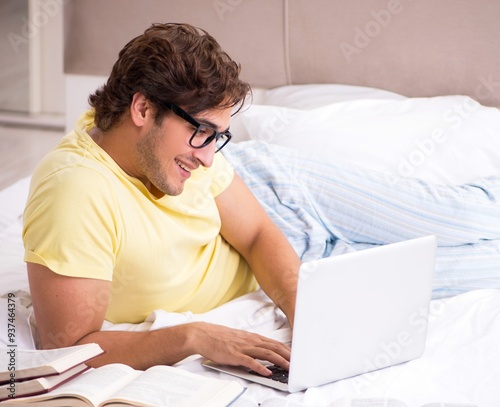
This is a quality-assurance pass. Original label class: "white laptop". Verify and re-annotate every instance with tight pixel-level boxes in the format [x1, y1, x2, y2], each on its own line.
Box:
[203, 235, 437, 392]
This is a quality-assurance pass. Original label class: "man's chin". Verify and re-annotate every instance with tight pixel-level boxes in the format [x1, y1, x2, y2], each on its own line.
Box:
[155, 180, 185, 197]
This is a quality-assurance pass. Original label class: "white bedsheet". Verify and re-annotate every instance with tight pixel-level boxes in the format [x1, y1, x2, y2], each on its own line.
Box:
[103, 289, 500, 407]
[2, 176, 500, 406]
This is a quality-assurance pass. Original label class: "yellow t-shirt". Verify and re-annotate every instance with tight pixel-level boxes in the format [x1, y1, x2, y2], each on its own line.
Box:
[23, 111, 257, 323]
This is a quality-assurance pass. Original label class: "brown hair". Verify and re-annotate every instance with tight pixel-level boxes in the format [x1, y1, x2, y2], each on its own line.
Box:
[88, 23, 250, 131]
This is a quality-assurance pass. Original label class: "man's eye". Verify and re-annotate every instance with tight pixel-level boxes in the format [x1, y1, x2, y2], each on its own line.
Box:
[198, 126, 215, 137]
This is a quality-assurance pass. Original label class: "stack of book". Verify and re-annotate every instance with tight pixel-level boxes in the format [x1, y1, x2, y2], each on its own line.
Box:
[0, 344, 246, 406]
[1, 343, 104, 402]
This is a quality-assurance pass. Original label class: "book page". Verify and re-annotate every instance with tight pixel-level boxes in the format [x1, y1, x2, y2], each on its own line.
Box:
[184, 379, 246, 407]
[47, 364, 141, 405]
[0, 343, 103, 382]
[0, 364, 89, 401]
[5, 364, 140, 406]
[0, 347, 74, 374]
[103, 366, 243, 407]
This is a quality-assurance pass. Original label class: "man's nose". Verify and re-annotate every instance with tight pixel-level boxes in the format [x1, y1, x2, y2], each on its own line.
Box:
[192, 141, 216, 168]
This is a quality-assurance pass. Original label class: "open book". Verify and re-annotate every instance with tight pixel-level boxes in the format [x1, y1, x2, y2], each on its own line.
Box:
[0, 343, 104, 383]
[2, 363, 246, 407]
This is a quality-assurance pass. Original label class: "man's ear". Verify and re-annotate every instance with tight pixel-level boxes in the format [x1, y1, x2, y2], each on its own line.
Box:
[130, 92, 150, 127]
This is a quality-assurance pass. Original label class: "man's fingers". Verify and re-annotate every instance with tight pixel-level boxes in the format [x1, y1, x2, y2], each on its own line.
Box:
[243, 346, 290, 372]
[222, 338, 291, 376]
[194, 322, 292, 375]
[237, 354, 273, 376]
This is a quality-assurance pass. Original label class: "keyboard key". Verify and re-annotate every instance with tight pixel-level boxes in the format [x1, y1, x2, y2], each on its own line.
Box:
[250, 365, 289, 384]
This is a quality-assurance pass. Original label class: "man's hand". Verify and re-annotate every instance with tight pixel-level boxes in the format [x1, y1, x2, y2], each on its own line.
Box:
[185, 322, 291, 376]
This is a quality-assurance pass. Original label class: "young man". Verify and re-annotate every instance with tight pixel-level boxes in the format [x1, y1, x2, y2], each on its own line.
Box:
[23, 23, 300, 376]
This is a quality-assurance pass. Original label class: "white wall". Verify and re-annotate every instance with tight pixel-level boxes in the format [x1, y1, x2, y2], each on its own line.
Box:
[30, 0, 66, 115]
[64, 74, 106, 133]
[0, 0, 66, 122]
[0, 0, 29, 112]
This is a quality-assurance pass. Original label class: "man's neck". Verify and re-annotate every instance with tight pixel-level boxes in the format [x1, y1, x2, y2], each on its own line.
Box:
[88, 124, 141, 182]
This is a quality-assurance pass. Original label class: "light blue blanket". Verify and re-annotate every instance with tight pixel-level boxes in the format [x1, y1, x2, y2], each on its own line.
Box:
[223, 141, 500, 298]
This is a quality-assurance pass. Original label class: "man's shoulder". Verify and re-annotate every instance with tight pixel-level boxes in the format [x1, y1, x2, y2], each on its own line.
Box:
[30, 133, 117, 192]
[201, 152, 234, 197]
[25, 158, 121, 234]
[27, 149, 120, 217]
[31, 156, 113, 194]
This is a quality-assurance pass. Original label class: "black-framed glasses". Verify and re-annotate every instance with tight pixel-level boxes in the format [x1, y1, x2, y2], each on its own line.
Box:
[165, 102, 232, 153]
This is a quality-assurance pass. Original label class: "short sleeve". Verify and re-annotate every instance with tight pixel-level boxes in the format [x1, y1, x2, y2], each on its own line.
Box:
[207, 152, 234, 197]
[23, 167, 119, 281]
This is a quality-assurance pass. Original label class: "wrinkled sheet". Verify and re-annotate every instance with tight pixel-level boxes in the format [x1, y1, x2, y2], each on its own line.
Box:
[104, 289, 500, 407]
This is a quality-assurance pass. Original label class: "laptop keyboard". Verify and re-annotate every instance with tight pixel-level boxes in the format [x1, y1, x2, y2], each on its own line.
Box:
[250, 365, 289, 384]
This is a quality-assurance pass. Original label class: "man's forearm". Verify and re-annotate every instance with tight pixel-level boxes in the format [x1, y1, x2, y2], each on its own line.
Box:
[74, 321, 291, 375]
[75, 323, 194, 370]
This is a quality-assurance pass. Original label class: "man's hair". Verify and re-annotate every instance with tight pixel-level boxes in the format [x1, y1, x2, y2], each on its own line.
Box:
[88, 23, 250, 131]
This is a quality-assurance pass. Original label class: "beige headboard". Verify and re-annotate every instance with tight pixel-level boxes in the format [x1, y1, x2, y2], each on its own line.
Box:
[64, 0, 500, 107]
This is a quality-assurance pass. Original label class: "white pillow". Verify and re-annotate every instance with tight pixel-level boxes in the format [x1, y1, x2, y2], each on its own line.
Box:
[240, 95, 500, 185]
[230, 84, 406, 142]
[262, 83, 406, 109]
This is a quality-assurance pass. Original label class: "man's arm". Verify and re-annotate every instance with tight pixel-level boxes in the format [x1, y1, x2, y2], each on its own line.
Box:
[28, 262, 290, 375]
[216, 172, 301, 326]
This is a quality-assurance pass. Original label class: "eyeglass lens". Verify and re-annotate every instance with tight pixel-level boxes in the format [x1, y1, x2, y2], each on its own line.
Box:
[190, 125, 229, 152]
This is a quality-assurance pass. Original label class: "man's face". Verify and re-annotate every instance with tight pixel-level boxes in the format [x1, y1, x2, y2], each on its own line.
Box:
[135, 106, 232, 196]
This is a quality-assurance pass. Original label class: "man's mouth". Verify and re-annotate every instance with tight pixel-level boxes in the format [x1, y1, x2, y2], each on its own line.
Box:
[175, 159, 192, 173]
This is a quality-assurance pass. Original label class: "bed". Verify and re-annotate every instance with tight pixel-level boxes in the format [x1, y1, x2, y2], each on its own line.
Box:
[2, 0, 500, 406]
